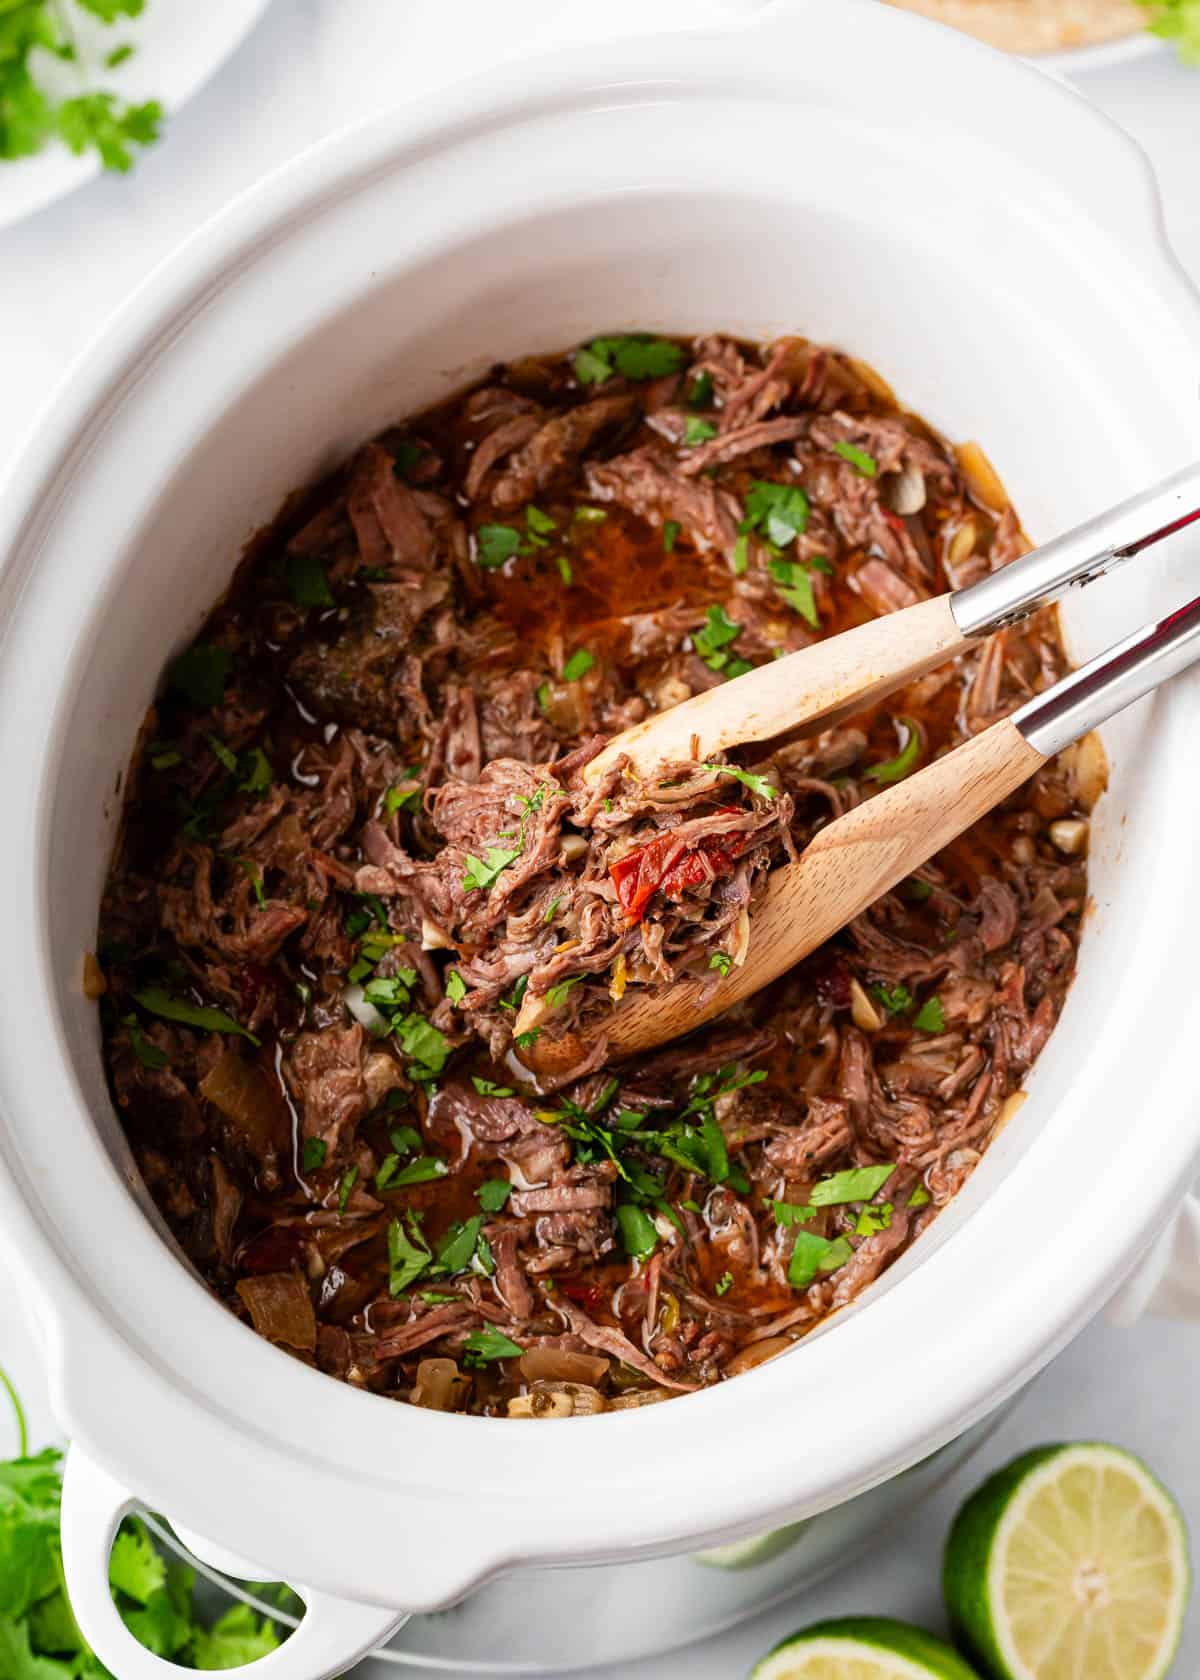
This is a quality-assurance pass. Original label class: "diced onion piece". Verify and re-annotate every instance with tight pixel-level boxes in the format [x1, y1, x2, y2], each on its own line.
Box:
[849, 977, 883, 1033]
[1064, 731, 1109, 813]
[1049, 818, 1089, 856]
[343, 983, 388, 1035]
[81, 952, 107, 999]
[411, 1358, 465, 1411]
[199, 1049, 287, 1159]
[885, 465, 926, 516]
[609, 951, 627, 1003]
[947, 517, 977, 569]
[955, 440, 1009, 511]
[420, 916, 453, 951]
[723, 1336, 794, 1377]
[730, 907, 751, 970]
[508, 1381, 607, 1418]
[518, 1347, 609, 1386]
[235, 1272, 316, 1351]
[1010, 835, 1035, 865]
[560, 834, 588, 863]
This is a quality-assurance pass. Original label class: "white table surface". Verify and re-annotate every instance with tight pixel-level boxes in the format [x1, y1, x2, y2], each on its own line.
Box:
[2, 5, 1199, 1675]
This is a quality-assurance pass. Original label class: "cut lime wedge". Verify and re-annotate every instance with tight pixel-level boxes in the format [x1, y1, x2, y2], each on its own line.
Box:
[943, 1443, 1190, 1680]
[752, 1617, 982, 1679]
[691, 1519, 809, 1570]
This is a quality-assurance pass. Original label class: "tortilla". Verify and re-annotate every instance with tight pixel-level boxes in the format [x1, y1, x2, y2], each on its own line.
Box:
[881, 0, 1145, 53]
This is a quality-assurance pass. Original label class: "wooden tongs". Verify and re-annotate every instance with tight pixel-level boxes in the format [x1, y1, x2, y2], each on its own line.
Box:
[516, 463, 1200, 1072]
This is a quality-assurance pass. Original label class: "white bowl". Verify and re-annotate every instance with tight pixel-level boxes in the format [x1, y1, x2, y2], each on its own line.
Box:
[2, 3, 1200, 1675]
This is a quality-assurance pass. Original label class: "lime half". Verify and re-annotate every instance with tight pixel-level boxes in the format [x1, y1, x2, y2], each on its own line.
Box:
[943, 1443, 1190, 1680]
[751, 1617, 982, 1679]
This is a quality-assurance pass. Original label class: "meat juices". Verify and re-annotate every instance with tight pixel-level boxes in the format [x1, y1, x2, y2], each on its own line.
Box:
[98, 333, 1088, 1415]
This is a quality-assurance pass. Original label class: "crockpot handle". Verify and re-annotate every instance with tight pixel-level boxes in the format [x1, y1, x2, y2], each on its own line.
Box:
[1108, 1193, 1200, 1326]
[60, 1448, 408, 1680]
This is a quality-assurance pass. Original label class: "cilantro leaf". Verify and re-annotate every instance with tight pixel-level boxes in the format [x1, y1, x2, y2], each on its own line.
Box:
[909, 1183, 932, 1208]
[388, 1216, 432, 1294]
[865, 716, 923, 784]
[301, 1137, 326, 1172]
[616, 1202, 659, 1259]
[109, 1524, 165, 1604]
[788, 1230, 854, 1289]
[702, 762, 777, 799]
[771, 1200, 817, 1227]
[462, 846, 521, 893]
[238, 747, 273, 794]
[475, 524, 522, 569]
[693, 604, 747, 676]
[810, 1164, 896, 1206]
[872, 983, 913, 1015]
[462, 1328, 524, 1366]
[57, 92, 161, 174]
[337, 1165, 358, 1212]
[741, 480, 810, 546]
[714, 1271, 733, 1296]
[562, 648, 594, 682]
[392, 1015, 450, 1078]
[191, 1603, 280, 1669]
[285, 552, 334, 608]
[709, 951, 732, 976]
[683, 417, 717, 447]
[477, 1178, 512, 1212]
[831, 439, 878, 476]
[471, 1076, 514, 1097]
[914, 996, 946, 1033]
[445, 969, 467, 1005]
[167, 644, 231, 709]
[545, 976, 581, 1010]
[133, 987, 257, 1045]
[124, 1018, 168, 1070]
[376, 1154, 448, 1190]
[768, 556, 819, 628]
[432, 1215, 485, 1276]
[574, 335, 684, 384]
[663, 519, 681, 552]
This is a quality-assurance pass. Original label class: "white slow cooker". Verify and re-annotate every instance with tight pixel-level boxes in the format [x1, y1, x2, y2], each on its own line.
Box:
[2, 3, 1200, 1675]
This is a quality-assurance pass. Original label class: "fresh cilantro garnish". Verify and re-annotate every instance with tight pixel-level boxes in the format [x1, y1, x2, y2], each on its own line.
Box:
[732, 533, 749, 576]
[475, 524, 523, 569]
[768, 556, 820, 628]
[693, 604, 751, 677]
[908, 1183, 932, 1208]
[500, 974, 529, 1012]
[471, 1076, 514, 1097]
[376, 1153, 448, 1191]
[149, 743, 180, 771]
[906, 877, 934, 901]
[337, 1165, 359, 1213]
[788, 1230, 854, 1289]
[526, 505, 556, 536]
[285, 552, 334, 608]
[545, 976, 581, 1010]
[167, 643, 231, 709]
[873, 983, 914, 1015]
[237, 858, 266, 909]
[123, 1016, 168, 1069]
[683, 416, 717, 446]
[301, 1137, 327, 1172]
[688, 371, 714, 409]
[133, 986, 257, 1044]
[383, 769, 422, 816]
[462, 845, 521, 894]
[388, 1215, 432, 1294]
[392, 1015, 450, 1079]
[702, 762, 777, 799]
[663, 519, 681, 553]
[810, 1164, 896, 1206]
[572, 505, 607, 525]
[709, 951, 733, 976]
[543, 895, 564, 924]
[388, 1123, 421, 1153]
[562, 648, 594, 682]
[771, 1200, 817, 1226]
[239, 747, 273, 794]
[445, 969, 467, 1005]
[556, 554, 573, 586]
[477, 1178, 512, 1213]
[207, 734, 238, 774]
[462, 1328, 524, 1366]
[574, 334, 685, 384]
[616, 1202, 659, 1259]
[855, 1201, 893, 1236]
[865, 716, 922, 784]
[714, 1271, 733, 1296]
[831, 439, 878, 477]
[914, 996, 946, 1033]
[514, 1028, 541, 1050]
[432, 1215, 486, 1276]
[741, 480, 810, 547]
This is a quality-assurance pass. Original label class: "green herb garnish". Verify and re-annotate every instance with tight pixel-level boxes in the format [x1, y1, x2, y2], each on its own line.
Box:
[285, 553, 334, 608]
[768, 556, 819, 628]
[811, 1164, 896, 1206]
[741, 480, 810, 547]
[709, 951, 732, 976]
[864, 717, 922, 785]
[462, 846, 522, 893]
[831, 439, 878, 476]
[472, 1076, 514, 1097]
[616, 1203, 660, 1259]
[377, 1154, 448, 1190]
[388, 1215, 432, 1294]
[167, 644, 231, 710]
[788, 1231, 854, 1289]
[663, 519, 681, 553]
[562, 648, 594, 683]
[475, 524, 523, 569]
[556, 555, 573, 586]
[683, 417, 717, 446]
[337, 1165, 358, 1213]
[714, 1271, 733, 1296]
[909, 1183, 932, 1209]
[914, 996, 946, 1034]
[702, 762, 776, 799]
[462, 1328, 524, 1366]
[445, 970, 467, 1005]
[545, 976, 581, 1010]
[872, 983, 914, 1015]
[693, 604, 749, 677]
[133, 986, 257, 1045]
[574, 335, 685, 385]
[477, 1179, 512, 1213]
[301, 1137, 327, 1172]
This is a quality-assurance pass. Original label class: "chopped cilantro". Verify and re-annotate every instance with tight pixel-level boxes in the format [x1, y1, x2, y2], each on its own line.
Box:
[472, 1076, 514, 1097]
[462, 846, 522, 893]
[337, 1165, 358, 1213]
[475, 524, 523, 569]
[133, 986, 257, 1045]
[383, 769, 422, 816]
[543, 894, 564, 924]
[574, 335, 685, 385]
[688, 371, 714, 409]
[709, 951, 733, 976]
[238, 858, 266, 909]
[167, 643, 231, 709]
[545, 976, 581, 1010]
[909, 1183, 932, 1209]
[377, 1154, 448, 1190]
[572, 505, 607, 525]
[788, 1230, 854, 1289]
[393, 1015, 451, 1079]
[526, 505, 556, 535]
[741, 480, 810, 547]
[768, 556, 820, 628]
[239, 747, 274, 794]
[906, 877, 934, 902]
[616, 1202, 659, 1259]
[388, 1215, 432, 1294]
[432, 1215, 485, 1276]
[477, 1178, 512, 1213]
[535, 680, 552, 716]
[714, 1271, 734, 1296]
[831, 439, 878, 476]
[149, 743, 181, 771]
[388, 1124, 421, 1155]
[301, 1137, 327, 1173]
[663, 519, 681, 553]
[556, 554, 573, 586]
[771, 1200, 817, 1227]
[684, 416, 717, 447]
[732, 533, 749, 576]
[914, 996, 946, 1033]
[562, 648, 594, 683]
[500, 974, 529, 1012]
[855, 1201, 893, 1236]
[285, 552, 334, 607]
[124, 1018, 168, 1070]
[693, 604, 747, 676]
[514, 1028, 541, 1050]
[702, 762, 777, 799]
[865, 716, 923, 784]
[811, 1164, 896, 1206]
[462, 1328, 524, 1366]
[873, 983, 914, 1015]
[445, 969, 467, 1005]
[207, 734, 238, 774]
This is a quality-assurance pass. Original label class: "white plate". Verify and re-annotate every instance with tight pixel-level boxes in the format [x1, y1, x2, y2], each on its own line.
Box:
[0, 0, 273, 232]
[1040, 30, 1164, 72]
